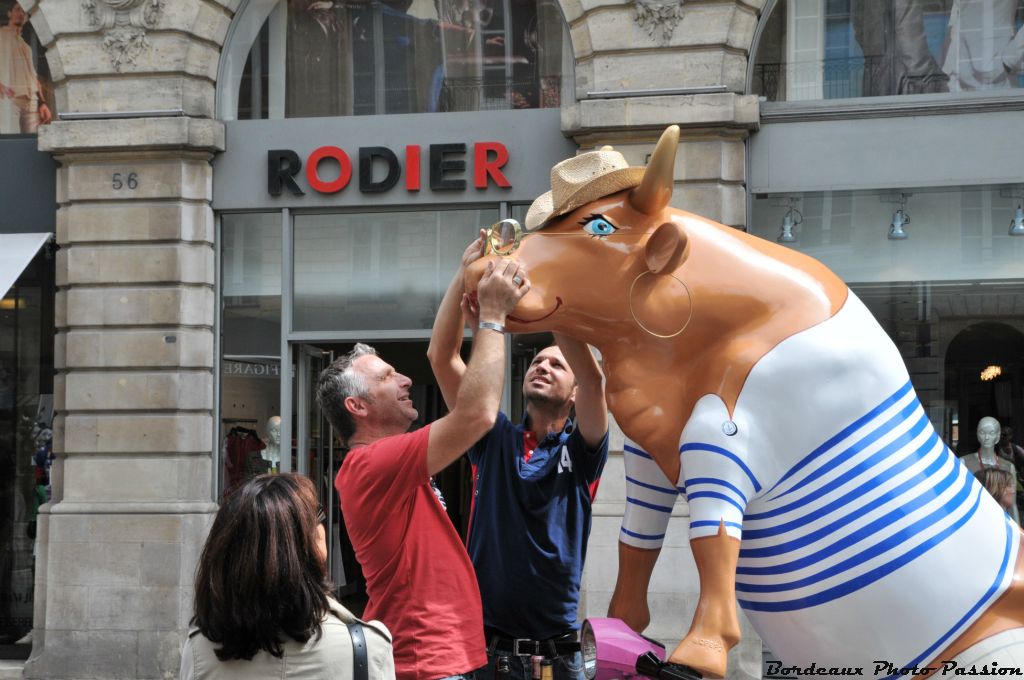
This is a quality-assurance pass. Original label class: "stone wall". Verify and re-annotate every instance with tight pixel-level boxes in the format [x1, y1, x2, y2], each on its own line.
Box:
[23, 1, 231, 677]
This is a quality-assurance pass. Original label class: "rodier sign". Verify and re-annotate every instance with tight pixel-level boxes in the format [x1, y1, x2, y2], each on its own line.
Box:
[268, 142, 511, 196]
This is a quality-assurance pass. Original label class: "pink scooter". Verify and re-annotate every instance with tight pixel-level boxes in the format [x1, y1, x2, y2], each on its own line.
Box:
[580, 619, 703, 680]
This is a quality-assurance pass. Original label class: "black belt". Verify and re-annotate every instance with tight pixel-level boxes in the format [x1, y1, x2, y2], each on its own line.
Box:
[486, 629, 580, 658]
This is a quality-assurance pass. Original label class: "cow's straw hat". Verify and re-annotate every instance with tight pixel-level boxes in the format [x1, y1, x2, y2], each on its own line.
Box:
[524, 146, 644, 232]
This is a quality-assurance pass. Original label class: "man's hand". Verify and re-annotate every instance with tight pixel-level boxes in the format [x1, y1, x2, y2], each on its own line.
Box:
[462, 228, 486, 269]
[476, 259, 529, 324]
[460, 293, 480, 330]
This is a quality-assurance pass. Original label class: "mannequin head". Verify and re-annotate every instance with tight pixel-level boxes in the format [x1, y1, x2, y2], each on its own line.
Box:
[35, 426, 52, 448]
[977, 416, 1001, 450]
[266, 416, 282, 446]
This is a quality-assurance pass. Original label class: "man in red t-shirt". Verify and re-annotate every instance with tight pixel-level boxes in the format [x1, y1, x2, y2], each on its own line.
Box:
[318, 259, 529, 680]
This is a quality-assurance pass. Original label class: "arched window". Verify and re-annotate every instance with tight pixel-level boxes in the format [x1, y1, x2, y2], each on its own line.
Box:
[750, 0, 1024, 102]
[219, 0, 572, 120]
[0, 0, 55, 135]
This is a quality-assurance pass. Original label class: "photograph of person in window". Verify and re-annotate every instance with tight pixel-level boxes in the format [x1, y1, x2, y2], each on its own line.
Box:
[0, 1, 52, 134]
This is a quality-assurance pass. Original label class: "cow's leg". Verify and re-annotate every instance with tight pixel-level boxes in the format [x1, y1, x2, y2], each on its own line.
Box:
[669, 445, 754, 678]
[608, 544, 660, 632]
[668, 524, 741, 678]
[610, 439, 681, 631]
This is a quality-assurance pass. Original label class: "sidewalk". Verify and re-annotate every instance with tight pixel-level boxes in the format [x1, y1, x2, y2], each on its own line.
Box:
[0, 660, 23, 680]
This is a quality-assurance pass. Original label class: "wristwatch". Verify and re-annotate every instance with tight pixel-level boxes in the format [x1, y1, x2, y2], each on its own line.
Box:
[478, 321, 505, 334]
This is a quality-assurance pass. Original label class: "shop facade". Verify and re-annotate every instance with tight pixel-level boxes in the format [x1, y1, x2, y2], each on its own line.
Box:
[0, 0, 57, 659]
[7, 0, 1023, 678]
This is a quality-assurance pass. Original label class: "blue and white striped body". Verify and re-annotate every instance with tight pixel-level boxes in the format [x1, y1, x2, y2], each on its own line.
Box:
[620, 292, 1020, 672]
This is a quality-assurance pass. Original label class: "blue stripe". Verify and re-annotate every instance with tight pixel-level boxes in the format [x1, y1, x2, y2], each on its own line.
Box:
[624, 444, 653, 460]
[621, 527, 666, 541]
[738, 449, 960, 577]
[685, 477, 749, 505]
[737, 484, 982, 612]
[627, 497, 673, 513]
[626, 476, 678, 495]
[766, 380, 914, 495]
[679, 443, 762, 492]
[746, 411, 931, 522]
[686, 491, 746, 515]
[742, 429, 943, 546]
[881, 520, 1014, 680]
[769, 395, 920, 502]
[691, 520, 743, 531]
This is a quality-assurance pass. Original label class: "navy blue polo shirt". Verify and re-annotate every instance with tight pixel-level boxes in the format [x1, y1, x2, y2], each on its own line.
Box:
[466, 412, 609, 639]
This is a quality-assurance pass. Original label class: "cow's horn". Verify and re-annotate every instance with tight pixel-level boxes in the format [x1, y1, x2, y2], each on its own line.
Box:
[629, 125, 679, 215]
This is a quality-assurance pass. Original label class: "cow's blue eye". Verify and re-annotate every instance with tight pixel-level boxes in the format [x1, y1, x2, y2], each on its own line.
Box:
[582, 217, 617, 236]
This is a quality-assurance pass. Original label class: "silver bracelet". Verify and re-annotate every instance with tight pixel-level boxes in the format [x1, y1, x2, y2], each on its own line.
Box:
[478, 321, 505, 334]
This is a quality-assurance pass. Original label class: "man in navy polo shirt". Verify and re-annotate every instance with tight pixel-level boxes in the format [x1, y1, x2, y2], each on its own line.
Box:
[428, 232, 609, 680]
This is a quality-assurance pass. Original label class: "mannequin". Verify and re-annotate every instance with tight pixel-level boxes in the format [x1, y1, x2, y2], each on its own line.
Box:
[262, 415, 282, 471]
[964, 416, 1019, 523]
[262, 415, 281, 471]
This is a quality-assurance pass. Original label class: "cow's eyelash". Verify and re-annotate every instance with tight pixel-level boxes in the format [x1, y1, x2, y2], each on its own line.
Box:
[578, 213, 612, 226]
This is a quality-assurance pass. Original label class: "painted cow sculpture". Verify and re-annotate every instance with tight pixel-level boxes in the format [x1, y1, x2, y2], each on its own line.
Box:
[465, 126, 1024, 678]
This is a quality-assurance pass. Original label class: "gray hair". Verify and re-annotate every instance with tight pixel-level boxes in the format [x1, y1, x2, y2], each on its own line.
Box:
[316, 343, 378, 444]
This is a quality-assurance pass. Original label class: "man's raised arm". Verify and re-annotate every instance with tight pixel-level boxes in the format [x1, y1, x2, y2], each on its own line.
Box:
[426, 259, 528, 476]
[554, 332, 608, 449]
[427, 230, 485, 409]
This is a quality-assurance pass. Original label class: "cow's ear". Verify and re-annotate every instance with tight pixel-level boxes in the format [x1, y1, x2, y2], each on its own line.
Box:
[644, 221, 688, 274]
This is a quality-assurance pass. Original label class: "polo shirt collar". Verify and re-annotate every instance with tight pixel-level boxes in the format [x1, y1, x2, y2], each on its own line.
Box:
[520, 413, 575, 443]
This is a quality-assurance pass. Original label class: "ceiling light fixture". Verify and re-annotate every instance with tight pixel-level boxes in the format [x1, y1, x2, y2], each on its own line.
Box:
[888, 193, 910, 240]
[981, 365, 1003, 381]
[1010, 204, 1024, 236]
[776, 198, 802, 244]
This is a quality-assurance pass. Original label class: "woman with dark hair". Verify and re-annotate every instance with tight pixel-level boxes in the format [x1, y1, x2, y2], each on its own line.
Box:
[180, 473, 394, 679]
[979, 467, 1018, 522]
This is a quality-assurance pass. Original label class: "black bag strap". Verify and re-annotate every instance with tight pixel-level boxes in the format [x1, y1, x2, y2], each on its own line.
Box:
[348, 621, 368, 680]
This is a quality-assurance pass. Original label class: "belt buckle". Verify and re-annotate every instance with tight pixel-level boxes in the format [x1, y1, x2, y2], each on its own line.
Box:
[512, 638, 537, 656]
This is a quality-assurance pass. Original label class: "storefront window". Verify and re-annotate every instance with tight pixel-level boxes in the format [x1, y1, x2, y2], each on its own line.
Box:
[752, 0, 1024, 102]
[0, 248, 54, 653]
[751, 186, 1024, 516]
[220, 213, 282, 494]
[292, 207, 497, 331]
[0, 1, 56, 135]
[229, 0, 571, 119]
[750, 186, 1024, 282]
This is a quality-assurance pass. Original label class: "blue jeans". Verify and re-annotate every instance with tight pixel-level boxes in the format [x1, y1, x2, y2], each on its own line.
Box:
[476, 651, 584, 680]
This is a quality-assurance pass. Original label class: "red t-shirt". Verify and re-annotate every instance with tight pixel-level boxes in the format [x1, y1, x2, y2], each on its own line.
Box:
[336, 425, 486, 680]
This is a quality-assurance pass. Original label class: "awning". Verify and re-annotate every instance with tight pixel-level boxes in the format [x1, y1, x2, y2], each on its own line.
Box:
[1, 233, 52, 300]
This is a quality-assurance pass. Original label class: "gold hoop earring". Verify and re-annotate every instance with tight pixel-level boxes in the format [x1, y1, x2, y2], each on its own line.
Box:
[628, 270, 693, 339]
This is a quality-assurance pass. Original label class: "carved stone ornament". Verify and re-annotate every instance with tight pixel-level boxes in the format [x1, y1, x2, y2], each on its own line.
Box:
[634, 0, 684, 45]
[82, 0, 164, 71]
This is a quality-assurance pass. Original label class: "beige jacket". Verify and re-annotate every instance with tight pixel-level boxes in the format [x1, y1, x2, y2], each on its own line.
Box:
[179, 597, 394, 680]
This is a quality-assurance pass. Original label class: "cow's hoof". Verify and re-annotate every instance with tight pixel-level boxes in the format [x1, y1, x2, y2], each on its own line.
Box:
[668, 634, 729, 679]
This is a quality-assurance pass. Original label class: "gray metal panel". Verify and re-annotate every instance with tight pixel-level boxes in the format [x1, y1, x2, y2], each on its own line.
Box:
[213, 109, 575, 210]
[749, 111, 1024, 195]
[0, 137, 57, 234]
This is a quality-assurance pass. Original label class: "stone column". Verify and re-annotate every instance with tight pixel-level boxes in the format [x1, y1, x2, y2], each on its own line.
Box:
[22, 0, 233, 677]
[563, 2, 765, 679]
